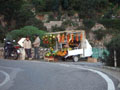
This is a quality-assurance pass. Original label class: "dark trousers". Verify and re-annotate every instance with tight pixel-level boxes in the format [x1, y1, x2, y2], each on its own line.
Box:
[25, 49, 31, 58]
[34, 47, 40, 59]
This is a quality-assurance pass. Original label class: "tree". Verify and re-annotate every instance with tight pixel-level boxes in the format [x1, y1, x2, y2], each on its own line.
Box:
[109, 0, 120, 6]
[106, 34, 120, 67]
[0, 0, 35, 29]
[30, 0, 46, 12]
[69, 0, 109, 19]
[7, 26, 46, 45]
[15, 3, 34, 28]
[0, 0, 24, 22]
[0, 25, 8, 42]
[25, 18, 47, 30]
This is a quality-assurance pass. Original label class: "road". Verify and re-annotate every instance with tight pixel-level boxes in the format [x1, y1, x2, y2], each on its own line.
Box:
[0, 59, 119, 90]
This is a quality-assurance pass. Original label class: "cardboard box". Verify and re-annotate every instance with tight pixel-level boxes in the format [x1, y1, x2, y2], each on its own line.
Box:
[87, 57, 97, 63]
[44, 57, 55, 62]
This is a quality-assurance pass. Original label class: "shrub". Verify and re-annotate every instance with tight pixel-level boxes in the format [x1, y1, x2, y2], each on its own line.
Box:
[83, 19, 95, 32]
[0, 25, 6, 42]
[98, 19, 120, 31]
[6, 26, 46, 46]
[93, 29, 106, 40]
[52, 25, 65, 32]
[25, 18, 47, 30]
[62, 20, 78, 27]
[105, 34, 120, 67]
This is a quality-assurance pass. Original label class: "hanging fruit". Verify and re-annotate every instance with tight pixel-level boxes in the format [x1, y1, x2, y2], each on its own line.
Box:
[71, 34, 74, 42]
[76, 34, 79, 42]
[62, 34, 65, 43]
[67, 34, 70, 43]
[57, 34, 61, 43]
[60, 34, 62, 43]
[80, 33, 83, 41]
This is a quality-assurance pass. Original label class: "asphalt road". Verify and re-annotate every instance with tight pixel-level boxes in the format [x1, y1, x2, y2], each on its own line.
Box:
[0, 59, 119, 90]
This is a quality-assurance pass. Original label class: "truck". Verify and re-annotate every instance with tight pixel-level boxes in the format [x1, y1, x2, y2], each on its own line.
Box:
[46, 30, 93, 62]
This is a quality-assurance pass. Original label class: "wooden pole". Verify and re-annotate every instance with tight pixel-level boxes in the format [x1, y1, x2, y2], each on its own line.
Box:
[114, 50, 117, 67]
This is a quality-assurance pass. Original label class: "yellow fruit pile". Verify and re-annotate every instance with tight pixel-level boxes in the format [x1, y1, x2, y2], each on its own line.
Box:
[57, 50, 67, 56]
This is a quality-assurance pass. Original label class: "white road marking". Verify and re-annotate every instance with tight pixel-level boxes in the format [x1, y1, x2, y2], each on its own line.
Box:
[58, 64, 115, 90]
[0, 70, 10, 87]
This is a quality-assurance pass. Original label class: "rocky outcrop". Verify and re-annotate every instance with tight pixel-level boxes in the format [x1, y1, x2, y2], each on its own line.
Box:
[91, 23, 106, 31]
[89, 23, 112, 47]
[44, 21, 62, 31]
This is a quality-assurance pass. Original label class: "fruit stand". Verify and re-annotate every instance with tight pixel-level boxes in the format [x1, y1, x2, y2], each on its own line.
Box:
[42, 30, 93, 62]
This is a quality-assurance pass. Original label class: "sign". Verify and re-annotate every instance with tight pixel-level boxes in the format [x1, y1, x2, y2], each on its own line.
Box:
[18, 38, 26, 47]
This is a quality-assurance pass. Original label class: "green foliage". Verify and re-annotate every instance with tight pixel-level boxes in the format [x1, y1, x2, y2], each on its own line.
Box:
[83, 19, 95, 30]
[93, 29, 106, 40]
[0, 0, 35, 29]
[52, 25, 65, 32]
[16, 3, 34, 28]
[98, 19, 120, 31]
[62, 20, 79, 27]
[30, 0, 46, 12]
[25, 18, 47, 30]
[0, 25, 8, 42]
[105, 34, 120, 67]
[69, 0, 109, 19]
[0, 0, 24, 21]
[109, 0, 120, 6]
[7, 26, 46, 46]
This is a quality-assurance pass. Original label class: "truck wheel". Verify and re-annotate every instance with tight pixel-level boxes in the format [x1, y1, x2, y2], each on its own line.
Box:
[73, 56, 79, 62]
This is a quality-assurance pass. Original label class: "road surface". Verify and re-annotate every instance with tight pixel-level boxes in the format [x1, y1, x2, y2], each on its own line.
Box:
[0, 59, 119, 90]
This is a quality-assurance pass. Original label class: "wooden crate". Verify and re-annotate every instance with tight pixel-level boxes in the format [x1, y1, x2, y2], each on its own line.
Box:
[44, 57, 55, 62]
[87, 57, 97, 63]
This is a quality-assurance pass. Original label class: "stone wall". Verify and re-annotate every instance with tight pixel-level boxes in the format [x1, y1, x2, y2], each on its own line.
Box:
[0, 47, 49, 60]
[0, 48, 3, 59]
[44, 21, 62, 31]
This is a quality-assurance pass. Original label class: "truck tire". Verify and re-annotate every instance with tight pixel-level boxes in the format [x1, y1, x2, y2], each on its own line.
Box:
[73, 56, 79, 62]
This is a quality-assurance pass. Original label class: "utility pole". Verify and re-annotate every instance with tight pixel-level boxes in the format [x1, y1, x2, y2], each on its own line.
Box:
[114, 50, 117, 67]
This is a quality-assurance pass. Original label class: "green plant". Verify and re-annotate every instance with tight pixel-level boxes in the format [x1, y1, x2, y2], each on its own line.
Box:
[25, 18, 47, 30]
[0, 25, 7, 42]
[83, 19, 95, 34]
[6, 26, 46, 46]
[93, 29, 106, 40]
[105, 34, 120, 67]
[52, 25, 65, 32]
[98, 19, 120, 30]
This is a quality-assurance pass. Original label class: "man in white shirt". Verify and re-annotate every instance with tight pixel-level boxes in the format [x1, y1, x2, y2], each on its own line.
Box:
[23, 36, 32, 60]
[33, 34, 40, 59]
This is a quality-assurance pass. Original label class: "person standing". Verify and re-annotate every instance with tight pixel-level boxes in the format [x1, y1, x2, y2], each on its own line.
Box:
[33, 34, 40, 59]
[23, 36, 32, 60]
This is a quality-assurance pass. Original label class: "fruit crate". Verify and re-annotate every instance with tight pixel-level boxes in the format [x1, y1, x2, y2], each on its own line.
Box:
[44, 56, 54, 62]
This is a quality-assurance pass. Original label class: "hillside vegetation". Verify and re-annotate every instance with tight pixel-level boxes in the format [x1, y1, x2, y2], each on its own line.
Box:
[0, 0, 120, 66]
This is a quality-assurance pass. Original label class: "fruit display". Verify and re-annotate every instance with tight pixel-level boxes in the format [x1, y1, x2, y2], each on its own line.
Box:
[43, 31, 84, 61]
[56, 50, 67, 57]
[45, 52, 52, 57]
[42, 34, 56, 48]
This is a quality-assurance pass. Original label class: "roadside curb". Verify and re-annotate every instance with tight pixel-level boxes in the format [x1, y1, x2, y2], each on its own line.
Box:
[102, 66, 120, 72]
[99, 66, 120, 89]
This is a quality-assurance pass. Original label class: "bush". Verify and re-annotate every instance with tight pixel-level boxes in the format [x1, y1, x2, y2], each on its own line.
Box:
[62, 20, 79, 27]
[83, 19, 95, 32]
[52, 25, 65, 32]
[25, 18, 47, 30]
[98, 19, 120, 31]
[93, 29, 106, 40]
[6, 26, 46, 46]
[105, 34, 120, 67]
